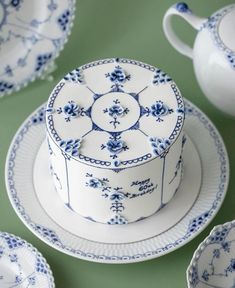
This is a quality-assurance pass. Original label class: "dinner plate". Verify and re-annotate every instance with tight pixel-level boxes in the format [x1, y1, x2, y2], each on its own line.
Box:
[0, 0, 75, 97]
[5, 99, 229, 263]
[0, 231, 54, 287]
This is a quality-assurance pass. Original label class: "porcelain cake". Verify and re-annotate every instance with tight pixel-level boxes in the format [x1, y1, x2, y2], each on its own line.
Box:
[45, 58, 185, 224]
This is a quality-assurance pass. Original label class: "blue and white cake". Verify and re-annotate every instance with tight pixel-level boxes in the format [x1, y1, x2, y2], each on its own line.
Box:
[46, 58, 185, 225]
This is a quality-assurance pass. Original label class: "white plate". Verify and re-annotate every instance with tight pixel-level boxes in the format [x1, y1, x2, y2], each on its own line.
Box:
[0, 231, 54, 288]
[187, 220, 235, 288]
[5, 99, 229, 263]
[0, 0, 75, 97]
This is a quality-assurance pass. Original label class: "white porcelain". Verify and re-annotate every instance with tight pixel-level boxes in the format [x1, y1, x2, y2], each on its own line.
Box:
[5, 99, 229, 263]
[0, 232, 54, 288]
[46, 58, 185, 224]
[163, 3, 235, 117]
[187, 221, 235, 288]
[0, 0, 75, 97]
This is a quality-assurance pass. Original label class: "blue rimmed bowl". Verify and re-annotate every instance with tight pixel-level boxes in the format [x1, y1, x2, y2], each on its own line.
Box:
[187, 221, 235, 288]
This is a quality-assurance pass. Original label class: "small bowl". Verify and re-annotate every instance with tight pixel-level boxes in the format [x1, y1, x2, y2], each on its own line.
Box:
[187, 220, 235, 288]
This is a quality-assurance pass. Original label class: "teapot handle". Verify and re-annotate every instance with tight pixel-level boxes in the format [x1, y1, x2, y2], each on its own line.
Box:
[163, 3, 207, 59]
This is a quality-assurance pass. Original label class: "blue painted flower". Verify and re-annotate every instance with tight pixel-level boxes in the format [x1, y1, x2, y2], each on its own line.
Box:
[88, 178, 103, 189]
[110, 191, 126, 201]
[63, 101, 80, 119]
[151, 101, 171, 118]
[107, 214, 128, 225]
[106, 139, 125, 154]
[227, 259, 235, 273]
[202, 270, 209, 282]
[106, 66, 130, 84]
[60, 139, 82, 157]
[176, 2, 190, 13]
[9, 254, 18, 262]
[108, 104, 125, 117]
[149, 137, 171, 156]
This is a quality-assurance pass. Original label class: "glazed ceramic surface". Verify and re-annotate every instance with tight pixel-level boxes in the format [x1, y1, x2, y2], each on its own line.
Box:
[187, 221, 235, 288]
[0, 232, 54, 288]
[46, 58, 185, 224]
[163, 3, 235, 116]
[0, 0, 75, 97]
[5, 99, 229, 263]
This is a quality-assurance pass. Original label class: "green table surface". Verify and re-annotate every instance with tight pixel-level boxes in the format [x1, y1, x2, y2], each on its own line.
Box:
[0, 0, 234, 287]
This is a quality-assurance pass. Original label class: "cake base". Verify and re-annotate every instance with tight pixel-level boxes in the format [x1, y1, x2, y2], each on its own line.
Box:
[33, 134, 201, 244]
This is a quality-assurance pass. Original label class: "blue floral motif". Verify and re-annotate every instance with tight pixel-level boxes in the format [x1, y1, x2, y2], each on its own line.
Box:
[226, 259, 235, 274]
[103, 99, 129, 128]
[31, 108, 45, 125]
[0, 0, 75, 97]
[60, 139, 82, 157]
[57, 101, 86, 122]
[102, 138, 128, 159]
[202, 270, 209, 282]
[36, 257, 48, 274]
[110, 191, 127, 201]
[175, 2, 191, 13]
[187, 211, 209, 234]
[9, 254, 18, 262]
[87, 178, 103, 189]
[202, 6, 235, 70]
[107, 214, 128, 225]
[58, 10, 71, 31]
[149, 137, 171, 157]
[227, 53, 235, 69]
[3, 235, 24, 249]
[152, 69, 172, 85]
[105, 65, 130, 89]
[144, 100, 173, 122]
[64, 68, 84, 83]
[35, 53, 52, 72]
[0, 81, 14, 93]
[63, 101, 79, 118]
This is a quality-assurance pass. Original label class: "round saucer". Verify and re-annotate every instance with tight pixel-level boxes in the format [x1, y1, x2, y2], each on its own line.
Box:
[5, 99, 229, 263]
[0, 231, 54, 288]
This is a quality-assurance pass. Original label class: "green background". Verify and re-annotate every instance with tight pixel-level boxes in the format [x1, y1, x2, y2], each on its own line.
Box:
[0, 0, 235, 287]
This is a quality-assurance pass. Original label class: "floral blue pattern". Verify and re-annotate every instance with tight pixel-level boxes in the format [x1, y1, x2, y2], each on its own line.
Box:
[0, 232, 54, 287]
[0, 0, 75, 97]
[103, 99, 129, 129]
[57, 9, 71, 31]
[108, 214, 128, 225]
[152, 69, 172, 85]
[85, 173, 129, 223]
[101, 136, 129, 159]
[105, 65, 131, 89]
[60, 139, 82, 157]
[87, 177, 103, 189]
[201, 5, 235, 69]
[149, 137, 171, 157]
[64, 68, 84, 83]
[188, 222, 235, 288]
[144, 100, 174, 122]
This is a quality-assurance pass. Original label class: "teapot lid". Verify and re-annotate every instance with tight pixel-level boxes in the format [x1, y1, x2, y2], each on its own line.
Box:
[206, 5, 235, 54]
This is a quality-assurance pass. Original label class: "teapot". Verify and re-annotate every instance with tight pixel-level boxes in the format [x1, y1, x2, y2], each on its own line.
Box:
[163, 2, 235, 116]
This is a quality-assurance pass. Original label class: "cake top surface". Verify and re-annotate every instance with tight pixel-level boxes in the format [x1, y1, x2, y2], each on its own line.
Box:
[46, 58, 184, 170]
